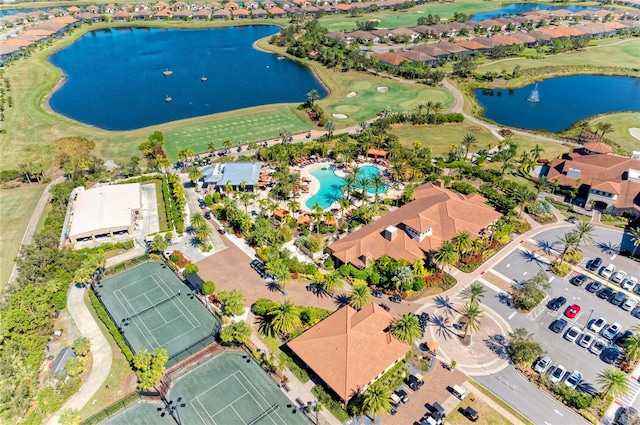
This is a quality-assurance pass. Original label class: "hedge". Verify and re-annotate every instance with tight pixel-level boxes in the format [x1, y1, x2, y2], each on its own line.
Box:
[88, 290, 134, 362]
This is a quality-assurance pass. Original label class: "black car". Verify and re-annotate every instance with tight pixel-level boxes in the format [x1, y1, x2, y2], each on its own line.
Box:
[372, 290, 383, 298]
[463, 406, 479, 422]
[551, 318, 568, 333]
[587, 257, 603, 272]
[602, 347, 624, 365]
[616, 330, 633, 349]
[548, 296, 567, 311]
[597, 287, 614, 299]
[395, 389, 409, 403]
[610, 291, 627, 306]
[379, 303, 390, 312]
[420, 312, 430, 321]
[390, 295, 402, 304]
[586, 281, 602, 293]
[204, 211, 212, 219]
[571, 274, 587, 287]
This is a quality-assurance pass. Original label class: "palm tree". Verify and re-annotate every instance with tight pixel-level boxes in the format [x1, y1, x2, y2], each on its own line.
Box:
[207, 141, 216, 155]
[191, 212, 207, 230]
[461, 133, 477, 161]
[535, 176, 552, 196]
[595, 122, 614, 139]
[629, 226, 640, 258]
[434, 241, 458, 274]
[338, 197, 350, 218]
[358, 176, 373, 206]
[460, 302, 484, 339]
[573, 221, 596, 246]
[390, 313, 423, 344]
[72, 337, 91, 357]
[268, 299, 301, 338]
[515, 190, 536, 217]
[624, 335, 640, 362]
[500, 156, 516, 177]
[287, 199, 300, 218]
[322, 271, 344, 294]
[324, 120, 335, 137]
[370, 173, 386, 205]
[312, 203, 323, 233]
[223, 138, 233, 150]
[349, 282, 373, 310]
[530, 144, 543, 161]
[341, 171, 358, 202]
[279, 128, 292, 144]
[362, 383, 392, 418]
[597, 368, 629, 399]
[194, 223, 213, 243]
[238, 192, 254, 213]
[432, 101, 444, 124]
[461, 282, 486, 306]
[451, 230, 473, 257]
[306, 89, 320, 106]
[555, 231, 580, 262]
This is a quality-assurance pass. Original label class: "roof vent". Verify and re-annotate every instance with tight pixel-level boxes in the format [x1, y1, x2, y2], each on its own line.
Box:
[567, 168, 581, 179]
[383, 226, 398, 241]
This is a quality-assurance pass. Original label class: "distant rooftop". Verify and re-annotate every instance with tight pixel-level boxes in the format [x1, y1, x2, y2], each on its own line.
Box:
[202, 162, 262, 186]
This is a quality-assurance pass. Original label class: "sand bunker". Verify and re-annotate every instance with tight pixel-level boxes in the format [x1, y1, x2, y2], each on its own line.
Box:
[377, 86, 389, 93]
[629, 128, 640, 141]
[332, 113, 348, 119]
[347, 91, 357, 98]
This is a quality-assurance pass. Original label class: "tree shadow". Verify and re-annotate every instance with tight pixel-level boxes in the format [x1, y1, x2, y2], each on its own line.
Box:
[431, 315, 456, 341]
[334, 294, 350, 308]
[265, 279, 283, 294]
[518, 249, 548, 268]
[496, 292, 514, 308]
[483, 334, 508, 360]
[536, 239, 558, 256]
[597, 241, 621, 257]
[433, 295, 459, 316]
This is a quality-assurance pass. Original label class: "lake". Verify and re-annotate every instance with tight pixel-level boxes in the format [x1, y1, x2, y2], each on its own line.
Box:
[469, 3, 601, 21]
[474, 75, 640, 132]
[48, 26, 327, 130]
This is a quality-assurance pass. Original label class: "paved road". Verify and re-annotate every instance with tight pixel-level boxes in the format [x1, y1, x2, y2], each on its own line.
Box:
[47, 286, 113, 425]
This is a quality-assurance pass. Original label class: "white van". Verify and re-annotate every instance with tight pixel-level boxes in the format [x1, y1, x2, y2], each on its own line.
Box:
[452, 384, 468, 399]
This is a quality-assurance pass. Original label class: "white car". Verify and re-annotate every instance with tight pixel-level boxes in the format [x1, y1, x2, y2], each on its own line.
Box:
[589, 317, 607, 333]
[564, 370, 582, 389]
[603, 322, 621, 340]
[534, 355, 551, 374]
[549, 364, 566, 384]
[579, 332, 595, 348]
[612, 270, 628, 284]
[602, 263, 616, 279]
[565, 326, 581, 343]
[590, 338, 607, 356]
[622, 298, 638, 312]
[623, 277, 639, 291]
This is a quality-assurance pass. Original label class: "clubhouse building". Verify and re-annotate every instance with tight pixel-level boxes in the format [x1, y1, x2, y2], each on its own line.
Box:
[327, 181, 502, 268]
[202, 161, 263, 192]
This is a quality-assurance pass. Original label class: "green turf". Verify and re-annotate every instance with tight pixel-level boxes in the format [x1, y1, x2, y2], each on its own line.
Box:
[100, 400, 174, 425]
[588, 112, 640, 154]
[97, 261, 219, 364]
[0, 185, 46, 292]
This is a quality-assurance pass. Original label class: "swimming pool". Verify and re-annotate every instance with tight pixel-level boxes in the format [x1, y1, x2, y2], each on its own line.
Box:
[305, 165, 386, 210]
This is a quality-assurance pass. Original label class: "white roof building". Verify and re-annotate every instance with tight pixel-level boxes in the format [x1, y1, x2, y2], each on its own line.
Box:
[67, 183, 142, 243]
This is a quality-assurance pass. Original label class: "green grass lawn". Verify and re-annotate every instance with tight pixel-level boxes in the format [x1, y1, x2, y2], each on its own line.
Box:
[0, 184, 46, 291]
[391, 122, 497, 157]
[446, 393, 513, 425]
[588, 112, 640, 154]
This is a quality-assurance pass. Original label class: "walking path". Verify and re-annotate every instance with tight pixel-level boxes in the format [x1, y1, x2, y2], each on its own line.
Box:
[47, 286, 112, 425]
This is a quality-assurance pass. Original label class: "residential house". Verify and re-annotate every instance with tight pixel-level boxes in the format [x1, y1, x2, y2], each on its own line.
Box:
[112, 10, 131, 20]
[327, 181, 502, 268]
[389, 27, 419, 42]
[269, 7, 287, 17]
[133, 10, 154, 19]
[173, 9, 193, 19]
[195, 9, 214, 19]
[76, 12, 103, 22]
[370, 51, 410, 66]
[153, 9, 173, 19]
[252, 8, 268, 18]
[397, 49, 436, 64]
[287, 304, 411, 402]
[233, 8, 249, 18]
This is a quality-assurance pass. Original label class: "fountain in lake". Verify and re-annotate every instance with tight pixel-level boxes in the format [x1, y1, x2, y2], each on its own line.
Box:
[527, 83, 540, 102]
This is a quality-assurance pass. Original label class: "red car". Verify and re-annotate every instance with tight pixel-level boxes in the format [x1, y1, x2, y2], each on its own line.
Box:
[564, 304, 581, 319]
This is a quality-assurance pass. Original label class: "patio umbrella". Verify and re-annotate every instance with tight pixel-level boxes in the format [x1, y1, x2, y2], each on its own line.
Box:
[426, 340, 439, 352]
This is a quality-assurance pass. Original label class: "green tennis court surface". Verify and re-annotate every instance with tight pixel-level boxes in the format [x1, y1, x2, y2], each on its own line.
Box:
[96, 262, 219, 365]
[101, 352, 308, 425]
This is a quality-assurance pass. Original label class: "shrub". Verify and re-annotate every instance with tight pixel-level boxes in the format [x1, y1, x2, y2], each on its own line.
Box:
[450, 181, 477, 195]
[184, 264, 199, 275]
[550, 261, 572, 277]
[565, 251, 583, 265]
[88, 291, 133, 362]
[299, 307, 331, 327]
[202, 280, 216, 295]
[252, 298, 279, 316]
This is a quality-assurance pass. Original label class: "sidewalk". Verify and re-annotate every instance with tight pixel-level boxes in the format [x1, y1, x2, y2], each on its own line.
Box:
[47, 287, 113, 425]
[248, 313, 342, 425]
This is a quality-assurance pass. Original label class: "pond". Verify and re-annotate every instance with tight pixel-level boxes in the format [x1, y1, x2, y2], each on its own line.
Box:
[474, 75, 640, 132]
[469, 3, 601, 21]
[47, 26, 327, 130]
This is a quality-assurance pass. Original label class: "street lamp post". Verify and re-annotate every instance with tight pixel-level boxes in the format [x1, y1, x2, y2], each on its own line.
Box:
[158, 396, 186, 425]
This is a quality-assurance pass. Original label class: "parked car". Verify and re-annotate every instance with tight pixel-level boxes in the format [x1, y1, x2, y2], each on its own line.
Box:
[622, 298, 638, 312]
[378, 303, 390, 312]
[586, 257, 602, 272]
[623, 277, 638, 291]
[462, 406, 479, 422]
[390, 295, 402, 304]
[372, 290, 383, 298]
[579, 332, 595, 348]
[586, 281, 602, 294]
[565, 304, 581, 319]
[603, 322, 622, 340]
[564, 370, 582, 389]
[549, 364, 566, 384]
[565, 326, 581, 343]
[602, 263, 616, 279]
[571, 274, 587, 287]
[590, 338, 607, 356]
[551, 318, 568, 333]
[610, 292, 627, 306]
[548, 297, 567, 311]
[390, 393, 401, 407]
[407, 373, 424, 391]
[597, 287, 614, 299]
[590, 317, 607, 333]
[612, 270, 628, 284]
[602, 347, 623, 365]
[395, 389, 409, 403]
[615, 330, 633, 349]
[533, 355, 551, 374]
[616, 407, 639, 425]
[633, 306, 640, 319]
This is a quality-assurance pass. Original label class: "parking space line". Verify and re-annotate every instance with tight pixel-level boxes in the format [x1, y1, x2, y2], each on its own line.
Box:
[618, 377, 640, 406]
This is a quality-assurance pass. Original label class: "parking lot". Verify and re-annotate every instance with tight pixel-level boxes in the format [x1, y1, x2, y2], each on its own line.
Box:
[483, 225, 640, 404]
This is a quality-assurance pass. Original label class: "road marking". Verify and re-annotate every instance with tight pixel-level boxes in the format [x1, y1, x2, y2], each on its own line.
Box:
[553, 409, 563, 416]
[618, 377, 640, 406]
[549, 277, 555, 283]
[506, 263, 511, 267]
[508, 312, 516, 320]
[523, 272, 527, 276]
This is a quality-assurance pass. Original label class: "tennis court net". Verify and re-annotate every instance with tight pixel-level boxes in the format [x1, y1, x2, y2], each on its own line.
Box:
[126, 291, 181, 320]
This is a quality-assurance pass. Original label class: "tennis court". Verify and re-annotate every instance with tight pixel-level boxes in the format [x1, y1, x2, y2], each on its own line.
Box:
[100, 353, 309, 425]
[96, 261, 219, 364]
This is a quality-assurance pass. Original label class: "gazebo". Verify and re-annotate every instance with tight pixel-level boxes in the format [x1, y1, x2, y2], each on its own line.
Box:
[297, 215, 311, 227]
[274, 209, 289, 222]
[366, 149, 388, 160]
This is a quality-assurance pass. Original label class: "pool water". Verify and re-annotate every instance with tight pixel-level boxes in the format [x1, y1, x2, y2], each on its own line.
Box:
[305, 165, 386, 210]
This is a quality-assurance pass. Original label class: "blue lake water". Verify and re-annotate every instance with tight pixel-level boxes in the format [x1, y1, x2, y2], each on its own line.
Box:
[48, 26, 327, 130]
[0, 9, 35, 17]
[469, 3, 601, 21]
[474, 75, 640, 133]
[306, 165, 386, 210]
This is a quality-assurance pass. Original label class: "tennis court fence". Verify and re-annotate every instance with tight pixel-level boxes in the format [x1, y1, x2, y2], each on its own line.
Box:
[159, 341, 225, 396]
[80, 392, 141, 425]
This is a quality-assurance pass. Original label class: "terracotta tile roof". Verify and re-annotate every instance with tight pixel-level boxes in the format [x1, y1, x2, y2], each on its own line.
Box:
[413, 43, 447, 57]
[490, 34, 524, 45]
[591, 180, 620, 194]
[224, 1, 239, 8]
[346, 30, 375, 41]
[154, 8, 173, 17]
[547, 150, 640, 189]
[390, 27, 418, 38]
[287, 304, 411, 402]
[22, 29, 55, 36]
[50, 16, 77, 24]
[3, 38, 32, 47]
[508, 32, 537, 44]
[233, 8, 249, 15]
[397, 49, 436, 63]
[269, 7, 286, 14]
[297, 215, 311, 225]
[435, 41, 469, 54]
[603, 21, 627, 30]
[327, 182, 501, 268]
[112, 10, 130, 17]
[584, 142, 613, 154]
[614, 181, 640, 212]
[67, 6, 82, 12]
[455, 38, 489, 50]
[371, 51, 410, 66]
[335, 3, 351, 11]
